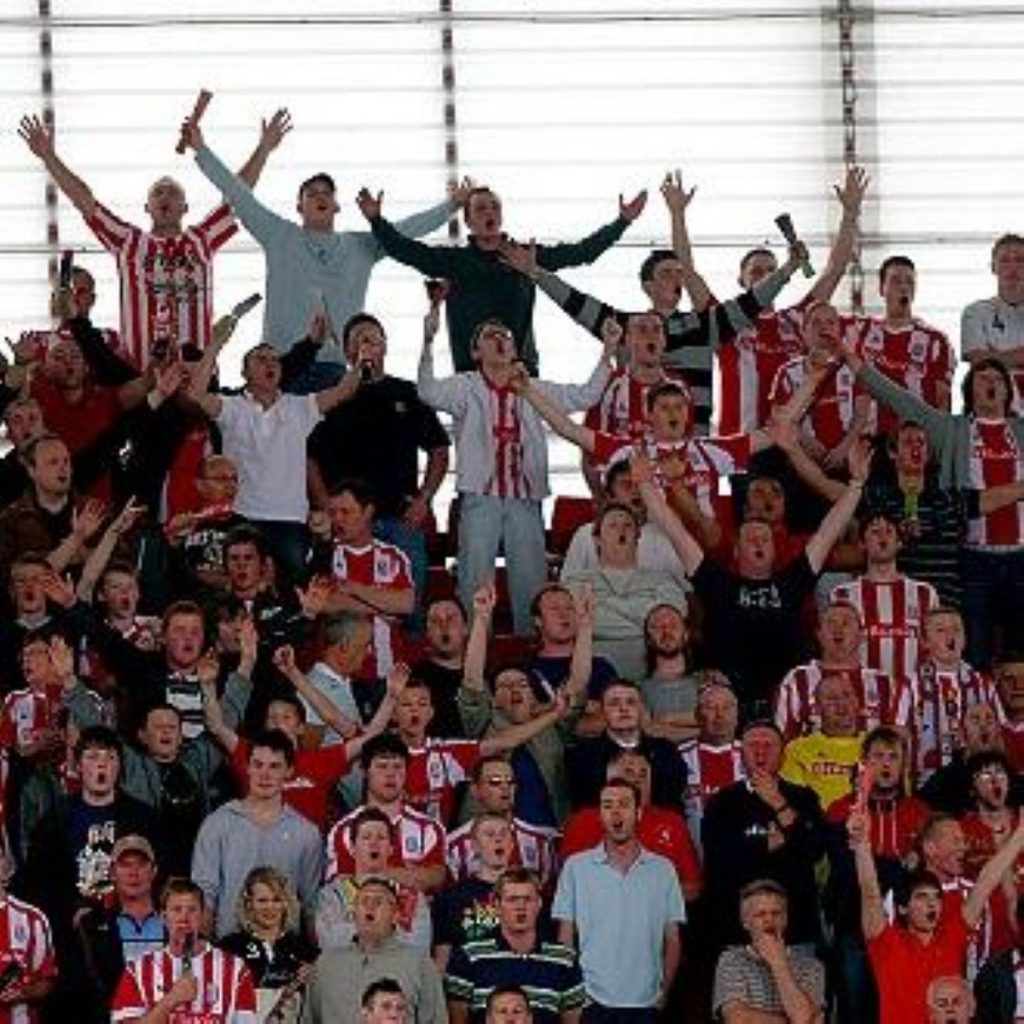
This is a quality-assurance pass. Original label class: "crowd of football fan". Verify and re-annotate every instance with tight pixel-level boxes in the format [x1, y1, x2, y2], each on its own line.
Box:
[0, 98, 1020, 1024]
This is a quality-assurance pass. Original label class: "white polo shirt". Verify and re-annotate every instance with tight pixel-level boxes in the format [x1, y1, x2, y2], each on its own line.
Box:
[217, 391, 321, 522]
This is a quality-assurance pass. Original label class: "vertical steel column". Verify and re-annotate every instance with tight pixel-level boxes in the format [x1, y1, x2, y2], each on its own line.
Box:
[836, 0, 864, 314]
[438, 0, 461, 241]
[37, 0, 60, 282]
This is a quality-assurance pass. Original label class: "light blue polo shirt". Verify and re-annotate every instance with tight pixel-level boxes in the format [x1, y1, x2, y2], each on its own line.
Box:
[551, 843, 685, 1008]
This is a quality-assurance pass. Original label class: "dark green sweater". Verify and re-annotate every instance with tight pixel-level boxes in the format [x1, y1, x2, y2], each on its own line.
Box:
[370, 215, 629, 374]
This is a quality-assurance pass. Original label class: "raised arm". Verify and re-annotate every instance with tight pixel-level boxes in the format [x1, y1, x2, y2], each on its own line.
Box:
[804, 442, 871, 573]
[359, 190, 457, 277]
[661, 169, 710, 311]
[480, 691, 568, 755]
[848, 807, 886, 940]
[461, 583, 495, 695]
[76, 497, 144, 603]
[516, 373, 595, 453]
[963, 817, 1024, 929]
[185, 314, 239, 418]
[634, 455, 705, 577]
[18, 115, 96, 217]
[272, 644, 359, 739]
[235, 108, 292, 189]
[809, 165, 870, 303]
[534, 191, 641, 272]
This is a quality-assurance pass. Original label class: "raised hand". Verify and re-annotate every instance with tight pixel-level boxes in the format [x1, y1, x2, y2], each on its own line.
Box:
[847, 436, 874, 483]
[472, 581, 497, 620]
[833, 164, 870, 215]
[783, 240, 811, 277]
[50, 285, 78, 323]
[846, 805, 870, 848]
[386, 661, 411, 700]
[600, 316, 624, 360]
[629, 450, 657, 489]
[660, 169, 696, 214]
[355, 188, 383, 221]
[448, 175, 476, 206]
[238, 617, 260, 667]
[260, 108, 292, 152]
[211, 314, 238, 350]
[619, 190, 648, 223]
[40, 569, 76, 609]
[497, 238, 538, 279]
[178, 117, 204, 153]
[296, 575, 332, 619]
[110, 496, 146, 536]
[273, 644, 297, 676]
[572, 583, 595, 627]
[72, 499, 108, 545]
[196, 648, 221, 689]
[307, 311, 329, 347]
[17, 114, 54, 159]
[49, 635, 76, 683]
[154, 359, 188, 398]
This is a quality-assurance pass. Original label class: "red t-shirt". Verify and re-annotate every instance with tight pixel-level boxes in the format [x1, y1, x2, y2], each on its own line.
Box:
[559, 805, 701, 892]
[868, 914, 970, 1024]
[231, 739, 348, 830]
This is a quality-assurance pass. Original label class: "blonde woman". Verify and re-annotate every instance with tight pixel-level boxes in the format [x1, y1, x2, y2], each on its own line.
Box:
[219, 867, 318, 1023]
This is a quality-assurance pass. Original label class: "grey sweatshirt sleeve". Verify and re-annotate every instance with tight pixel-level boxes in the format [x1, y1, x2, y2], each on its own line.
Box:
[195, 144, 287, 244]
[857, 363, 951, 453]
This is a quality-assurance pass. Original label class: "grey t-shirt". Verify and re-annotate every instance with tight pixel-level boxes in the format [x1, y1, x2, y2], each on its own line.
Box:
[640, 673, 699, 719]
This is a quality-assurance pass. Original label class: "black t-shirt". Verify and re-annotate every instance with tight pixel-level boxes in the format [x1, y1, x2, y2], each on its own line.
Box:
[431, 877, 500, 949]
[308, 376, 449, 519]
[412, 659, 465, 738]
[692, 553, 818, 712]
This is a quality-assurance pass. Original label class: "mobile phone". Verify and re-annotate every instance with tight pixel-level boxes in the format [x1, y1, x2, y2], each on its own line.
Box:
[58, 249, 74, 289]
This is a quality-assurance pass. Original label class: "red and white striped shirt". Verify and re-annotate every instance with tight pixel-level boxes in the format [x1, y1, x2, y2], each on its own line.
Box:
[326, 803, 446, 883]
[773, 661, 908, 742]
[446, 816, 559, 885]
[967, 420, 1024, 548]
[330, 540, 412, 680]
[829, 575, 939, 680]
[405, 739, 482, 825]
[584, 368, 693, 441]
[0, 896, 56, 1024]
[591, 430, 751, 518]
[770, 355, 865, 454]
[897, 660, 1004, 783]
[483, 379, 527, 500]
[111, 945, 256, 1023]
[678, 739, 745, 852]
[86, 202, 237, 370]
[0, 686, 63, 751]
[716, 304, 808, 435]
[849, 317, 954, 435]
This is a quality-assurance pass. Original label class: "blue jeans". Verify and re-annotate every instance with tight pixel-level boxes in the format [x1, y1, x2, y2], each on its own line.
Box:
[457, 494, 547, 636]
[375, 516, 428, 635]
[962, 546, 1024, 670]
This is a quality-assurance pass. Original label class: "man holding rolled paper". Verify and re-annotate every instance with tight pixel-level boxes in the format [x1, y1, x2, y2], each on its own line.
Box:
[18, 98, 289, 371]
